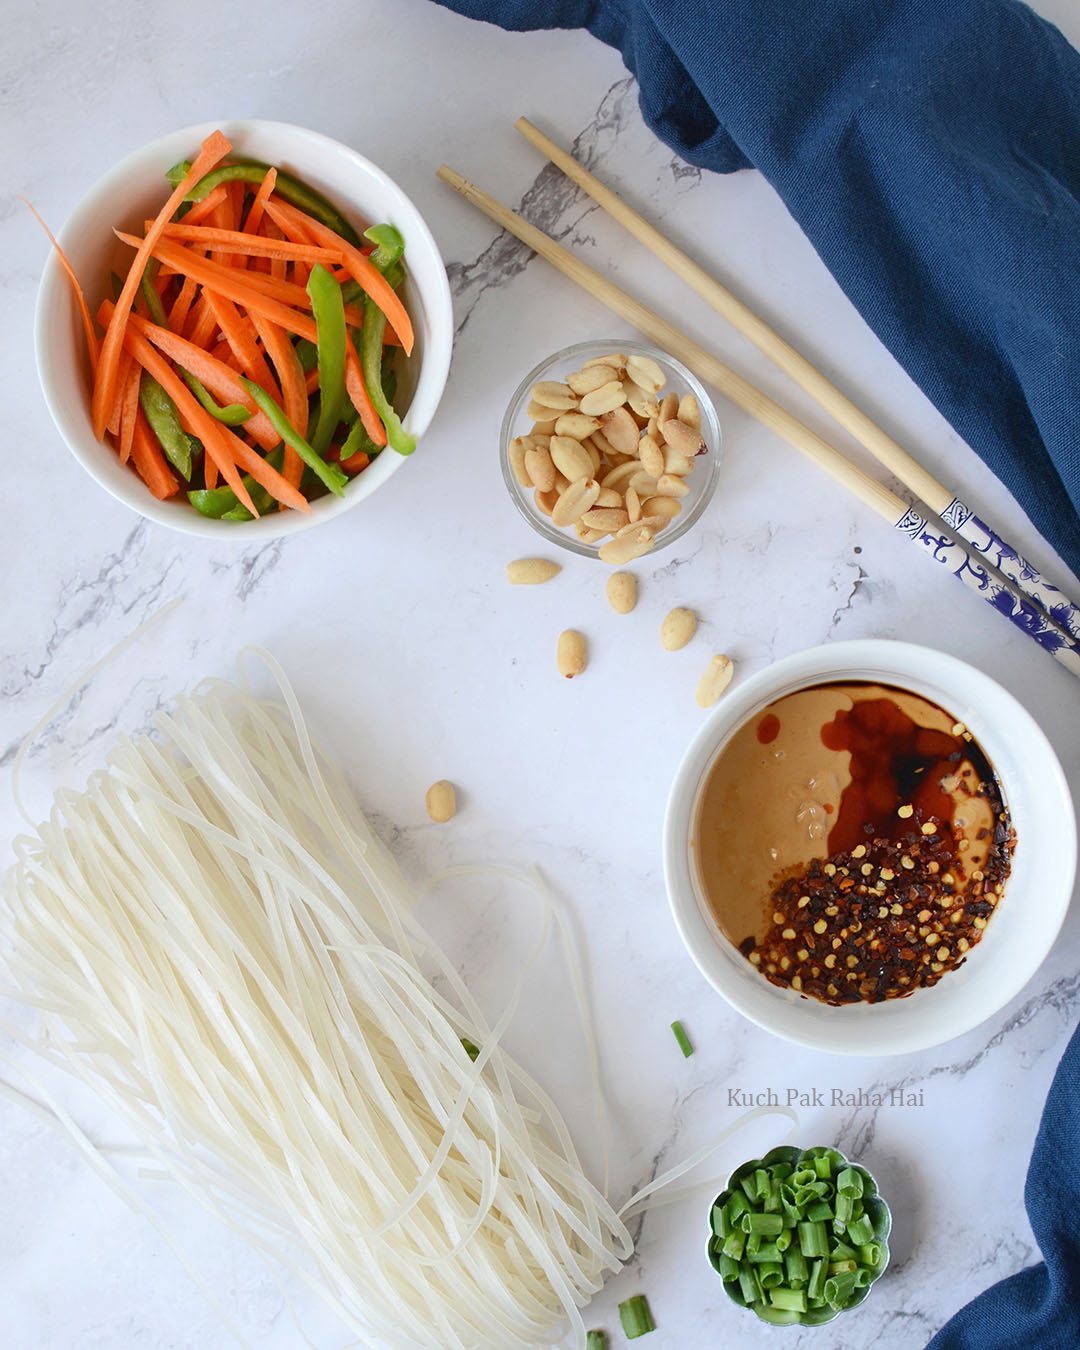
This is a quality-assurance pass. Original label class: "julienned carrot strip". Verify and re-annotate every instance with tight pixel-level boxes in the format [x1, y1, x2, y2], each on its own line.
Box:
[107, 348, 133, 437]
[121, 326, 259, 516]
[204, 291, 281, 402]
[264, 196, 414, 355]
[130, 406, 180, 500]
[344, 333, 388, 447]
[158, 222, 346, 264]
[92, 128, 232, 438]
[23, 198, 100, 377]
[118, 231, 368, 328]
[118, 357, 142, 465]
[249, 311, 308, 490]
[305, 366, 319, 395]
[243, 167, 277, 236]
[342, 449, 370, 474]
[100, 304, 281, 451]
[119, 232, 322, 343]
[182, 184, 229, 227]
[188, 295, 218, 348]
[169, 274, 198, 335]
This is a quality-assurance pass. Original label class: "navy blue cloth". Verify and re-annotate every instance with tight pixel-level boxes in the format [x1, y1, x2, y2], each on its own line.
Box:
[927, 1017, 1080, 1348]
[435, 0, 1080, 581]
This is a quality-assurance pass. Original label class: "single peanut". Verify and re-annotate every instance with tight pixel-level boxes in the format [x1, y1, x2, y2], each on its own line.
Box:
[506, 558, 561, 585]
[554, 411, 602, 440]
[582, 352, 627, 371]
[579, 381, 628, 416]
[601, 406, 640, 455]
[660, 417, 705, 457]
[551, 476, 600, 526]
[639, 435, 665, 479]
[599, 523, 656, 564]
[531, 380, 578, 410]
[524, 442, 556, 492]
[697, 654, 735, 708]
[654, 473, 691, 498]
[661, 607, 697, 650]
[557, 629, 587, 678]
[508, 436, 531, 488]
[581, 506, 630, 533]
[626, 353, 666, 392]
[678, 393, 701, 429]
[549, 435, 593, 483]
[606, 572, 637, 614]
[568, 364, 618, 394]
[426, 780, 457, 823]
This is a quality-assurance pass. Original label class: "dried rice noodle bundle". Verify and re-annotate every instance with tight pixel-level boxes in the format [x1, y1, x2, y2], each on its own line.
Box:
[2, 651, 632, 1349]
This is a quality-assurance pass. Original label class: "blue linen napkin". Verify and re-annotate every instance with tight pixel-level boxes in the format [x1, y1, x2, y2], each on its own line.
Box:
[927, 1016, 1080, 1348]
[433, 0, 1080, 581]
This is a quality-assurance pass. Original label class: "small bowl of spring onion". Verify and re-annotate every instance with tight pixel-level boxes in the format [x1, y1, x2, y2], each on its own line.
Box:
[33, 119, 453, 538]
[708, 1145, 891, 1327]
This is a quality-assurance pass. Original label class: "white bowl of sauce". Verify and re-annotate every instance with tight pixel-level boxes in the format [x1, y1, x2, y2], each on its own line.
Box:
[663, 640, 1075, 1055]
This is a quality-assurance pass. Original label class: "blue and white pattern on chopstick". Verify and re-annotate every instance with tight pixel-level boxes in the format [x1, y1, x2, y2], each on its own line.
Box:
[941, 497, 1080, 643]
[894, 507, 1080, 672]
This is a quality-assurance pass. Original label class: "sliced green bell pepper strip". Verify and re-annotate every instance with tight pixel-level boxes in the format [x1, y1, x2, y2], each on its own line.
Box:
[238, 376, 346, 497]
[358, 226, 414, 456]
[188, 446, 285, 520]
[165, 159, 362, 247]
[139, 376, 196, 480]
[306, 263, 347, 458]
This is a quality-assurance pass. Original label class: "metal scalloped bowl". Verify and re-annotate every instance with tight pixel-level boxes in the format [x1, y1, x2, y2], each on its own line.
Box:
[34, 119, 453, 538]
[708, 1145, 892, 1328]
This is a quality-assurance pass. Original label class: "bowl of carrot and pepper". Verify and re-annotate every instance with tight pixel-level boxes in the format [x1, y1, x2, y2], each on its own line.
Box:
[33, 119, 453, 537]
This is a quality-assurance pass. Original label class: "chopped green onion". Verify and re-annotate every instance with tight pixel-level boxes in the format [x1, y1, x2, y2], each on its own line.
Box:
[837, 1167, 864, 1197]
[744, 1211, 784, 1236]
[586, 1332, 607, 1350]
[797, 1220, 830, 1260]
[846, 1214, 875, 1247]
[769, 1287, 807, 1312]
[710, 1203, 728, 1238]
[718, 1252, 741, 1282]
[461, 1038, 480, 1061]
[670, 1020, 694, 1057]
[618, 1294, 655, 1339]
[784, 1247, 808, 1286]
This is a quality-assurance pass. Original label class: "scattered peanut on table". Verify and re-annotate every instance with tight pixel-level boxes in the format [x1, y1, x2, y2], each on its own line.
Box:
[510, 351, 706, 564]
[697, 654, 735, 707]
[661, 607, 697, 651]
[506, 558, 561, 585]
[425, 780, 457, 823]
[557, 630, 587, 678]
[606, 572, 637, 614]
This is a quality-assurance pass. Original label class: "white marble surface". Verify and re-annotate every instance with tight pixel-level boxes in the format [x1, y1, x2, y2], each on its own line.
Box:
[3, 3, 1080, 1347]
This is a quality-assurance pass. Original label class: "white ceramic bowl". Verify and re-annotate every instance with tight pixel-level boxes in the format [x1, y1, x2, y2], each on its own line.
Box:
[34, 119, 453, 538]
[664, 640, 1076, 1056]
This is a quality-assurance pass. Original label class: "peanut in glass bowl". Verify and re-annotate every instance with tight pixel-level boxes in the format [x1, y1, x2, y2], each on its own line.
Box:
[498, 339, 723, 559]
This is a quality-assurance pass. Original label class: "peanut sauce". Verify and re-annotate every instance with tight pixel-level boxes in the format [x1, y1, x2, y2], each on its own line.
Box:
[693, 682, 1015, 1004]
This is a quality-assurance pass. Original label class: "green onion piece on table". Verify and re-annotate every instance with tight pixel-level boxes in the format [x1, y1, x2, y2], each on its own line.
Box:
[618, 1294, 655, 1339]
[670, 1020, 693, 1057]
[585, 1333, 607, 1350]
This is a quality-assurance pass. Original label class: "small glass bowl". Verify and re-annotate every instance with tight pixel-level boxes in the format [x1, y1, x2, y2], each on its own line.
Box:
[707, 1145, 892, 1328]
[499, 339, 723, 559]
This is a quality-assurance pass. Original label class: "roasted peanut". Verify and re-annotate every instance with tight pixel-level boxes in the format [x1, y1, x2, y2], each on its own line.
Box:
[606, 572, 637, 614]
[697, 654, 735, 707]
[426, 780, 457, 823]
[557, 629, 587, 678]
[506, 558, 561, 585]
[661, 607, 697, 651]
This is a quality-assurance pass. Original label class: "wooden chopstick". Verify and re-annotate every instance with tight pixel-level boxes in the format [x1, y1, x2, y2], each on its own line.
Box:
[437, 163, 1080, 681]
[514, 117, 1080, 648]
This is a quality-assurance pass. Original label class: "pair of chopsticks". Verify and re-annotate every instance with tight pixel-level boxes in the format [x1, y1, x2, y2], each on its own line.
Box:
[437, 119, 1080, 681]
